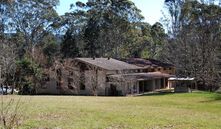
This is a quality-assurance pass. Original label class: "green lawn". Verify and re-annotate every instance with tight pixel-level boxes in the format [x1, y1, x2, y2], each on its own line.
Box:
[5, 92, 221, 129]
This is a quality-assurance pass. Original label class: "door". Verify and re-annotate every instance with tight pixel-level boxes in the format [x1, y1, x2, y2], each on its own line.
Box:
[139, 81, 144, 93]
[110, 84, 117, 96]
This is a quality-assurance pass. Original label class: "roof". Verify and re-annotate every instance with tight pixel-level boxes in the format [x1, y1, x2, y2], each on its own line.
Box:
[108, 72, 174, 81]
[74, 58, 142, 71]
[122, 58, 175, 68]
[168, 77, 195, 81]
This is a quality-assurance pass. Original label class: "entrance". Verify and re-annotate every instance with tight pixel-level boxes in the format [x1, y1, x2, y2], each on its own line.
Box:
[139, 81, 144, 93]
[139, 80, 154, 93]
[110, 84, 117, 96]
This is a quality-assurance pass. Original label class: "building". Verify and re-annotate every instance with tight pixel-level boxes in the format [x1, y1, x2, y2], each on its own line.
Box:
[37, 58, 174, 96]
[108, 72, 173, 95]
[123, 58, 176, 75]
[122, 58, 176, 89]
[0, 67, 2, 85]
[168, 77, 196, 92]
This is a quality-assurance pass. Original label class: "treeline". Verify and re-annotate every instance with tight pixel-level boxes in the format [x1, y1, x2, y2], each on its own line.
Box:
[0, 0, 220, 94]
[162, 0, 221, 91]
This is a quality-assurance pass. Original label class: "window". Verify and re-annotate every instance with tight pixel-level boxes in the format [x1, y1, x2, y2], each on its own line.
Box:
[68, 78, 74, 90]
[56, 81, 61, 89]
[69, 71, 73, 76]
[106, 77, 109, 82]
[158, 68, 161, 71]
[80, 83, 85, 90]
[56, 69, 62, 76]
[68, 78, 73, 83]
[42, 74, 50, 82]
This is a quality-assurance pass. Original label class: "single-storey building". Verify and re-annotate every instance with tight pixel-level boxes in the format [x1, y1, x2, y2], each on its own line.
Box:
[108, 72, 173, 95]
[168, 77, 196, 92]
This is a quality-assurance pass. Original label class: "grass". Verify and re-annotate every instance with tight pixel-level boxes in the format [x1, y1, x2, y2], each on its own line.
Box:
[3, 92, 221, 129]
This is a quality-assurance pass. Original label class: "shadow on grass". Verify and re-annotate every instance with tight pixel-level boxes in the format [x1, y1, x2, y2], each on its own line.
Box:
[213, 94, 221, 101]
[136, 92, 175, 97]
[200, 93, 221, 103]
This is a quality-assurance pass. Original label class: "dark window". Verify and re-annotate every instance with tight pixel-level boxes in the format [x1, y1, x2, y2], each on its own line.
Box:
[80, 83, 85, 90]
[158, 68, 161, 71]
[68, 78, 74, 90]
[106, 77, 109, 82]
[56, 69, 62, 76]
[143, 69, 148, 72]
[42, 74, 50, 82]
[68, 78, 73, 83]
[169, 68, 172, 70]
[164, 68, 167, 70]
[69, 71, 73, 76]
[58, 76, 61, 81]
[133, 85, 137, 93]
[56, 81, 61, 89]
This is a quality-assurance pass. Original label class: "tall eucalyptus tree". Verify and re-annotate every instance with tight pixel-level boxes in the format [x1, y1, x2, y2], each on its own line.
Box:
[61, 0, 144, 58]
[163, 0, 221, 90]
[11, 0, 60, 57]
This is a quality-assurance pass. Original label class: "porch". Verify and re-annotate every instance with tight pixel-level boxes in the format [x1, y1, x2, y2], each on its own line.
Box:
[107, 72, 174, 95]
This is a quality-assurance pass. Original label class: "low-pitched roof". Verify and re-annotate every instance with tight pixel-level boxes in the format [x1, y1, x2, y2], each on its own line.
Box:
[108, 72, 174, 81]
[74, 58, 142, 71]
[122, 58, 174, 68]
[168, 77, 195, 81]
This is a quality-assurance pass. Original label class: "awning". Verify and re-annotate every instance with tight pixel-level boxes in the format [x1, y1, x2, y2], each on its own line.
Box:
[108, 72, 175, 82]
[168, 77, 195, 81]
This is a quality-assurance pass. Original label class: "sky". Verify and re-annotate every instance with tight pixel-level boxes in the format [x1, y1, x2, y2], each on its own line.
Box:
[56, 0, 165, 25]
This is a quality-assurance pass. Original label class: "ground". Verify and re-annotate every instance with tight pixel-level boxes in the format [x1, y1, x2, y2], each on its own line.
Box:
[3, 92, 221, 129]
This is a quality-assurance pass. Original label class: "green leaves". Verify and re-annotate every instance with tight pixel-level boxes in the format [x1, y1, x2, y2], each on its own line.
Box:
[163, 0, 221, 90]
[10, 0, 59, 53]
[16, 58, 43, 94]
[61, 0, 149, 58]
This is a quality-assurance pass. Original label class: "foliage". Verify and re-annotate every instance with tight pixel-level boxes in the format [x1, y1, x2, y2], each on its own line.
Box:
[61, 0, 166, 58]
[162, 0, 221, 91]
[10, 0, 59, 56]
[16, 58, 42, 95]
[0, 39, 17, 94]
[1, 0, 221, 93]
[61, 30, 81, 58]
[43, 36, 59, 66]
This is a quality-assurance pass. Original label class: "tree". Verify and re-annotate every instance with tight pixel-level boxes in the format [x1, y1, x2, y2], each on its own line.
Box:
[61, 0, 145, 58]
[42, 34, 59, 66]
[162, 0, 221, 91]
[16, 58, 42, 95]
[149, 22, 166, 59]
[0, 39, 17, 94]
[163, 0, 184, 36]
[0, 0, 14, 37]
[10, 0, 59, 57]
[61, 30, 81, 58]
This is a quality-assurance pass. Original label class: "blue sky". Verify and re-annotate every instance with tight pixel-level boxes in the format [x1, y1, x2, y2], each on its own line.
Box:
[56, 0, 165, 25]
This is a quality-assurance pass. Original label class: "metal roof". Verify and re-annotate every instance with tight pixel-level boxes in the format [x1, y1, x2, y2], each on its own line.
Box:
[168, 77, 195, 81]
[122, 58, 175, 68]
[108, 72, 174, 81]
[74, 58, 142, 71]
